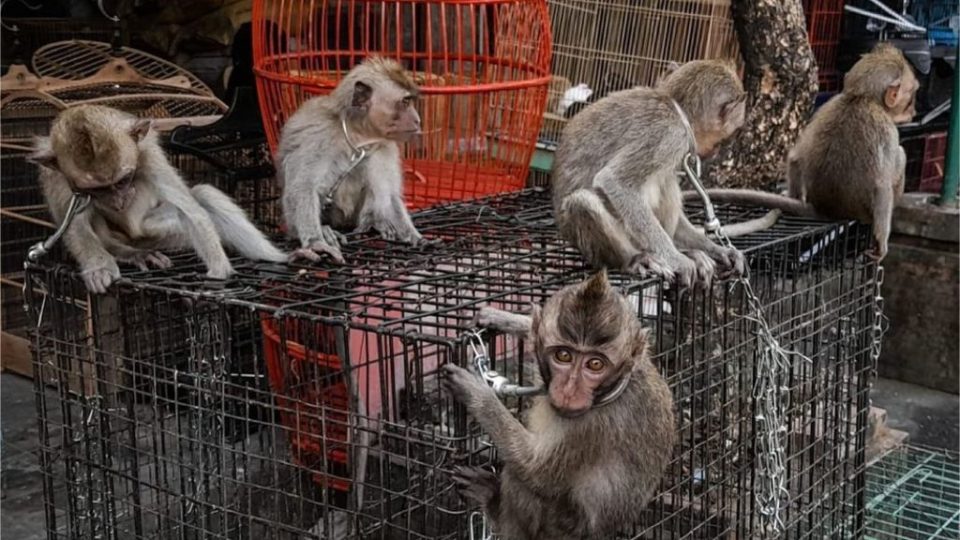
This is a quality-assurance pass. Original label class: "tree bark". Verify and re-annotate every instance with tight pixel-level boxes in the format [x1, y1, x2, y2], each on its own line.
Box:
[704, 0, 819, 189]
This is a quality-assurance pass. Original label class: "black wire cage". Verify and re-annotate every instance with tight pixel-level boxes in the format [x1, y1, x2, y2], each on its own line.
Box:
[26, 189, 879, 540]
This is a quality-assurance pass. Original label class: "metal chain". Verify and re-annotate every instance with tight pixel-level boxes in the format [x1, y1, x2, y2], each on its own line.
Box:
[682, 151, 808, 537]
[869, 266, 888, 381]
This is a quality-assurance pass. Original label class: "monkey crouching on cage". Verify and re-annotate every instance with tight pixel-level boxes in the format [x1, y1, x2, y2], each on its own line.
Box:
[276, 56, 425, 264]
[552, 60, 749, 289]
[683, 43, 918, 261]
[29, 104, 293, 294]
[442, 271, 676, 540]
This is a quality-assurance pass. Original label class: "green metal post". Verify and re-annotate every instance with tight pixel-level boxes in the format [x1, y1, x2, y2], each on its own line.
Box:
[939, 45, 959, 205]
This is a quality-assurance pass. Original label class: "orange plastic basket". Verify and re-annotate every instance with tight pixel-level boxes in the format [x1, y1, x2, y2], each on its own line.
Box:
[252, 0, 552, 209]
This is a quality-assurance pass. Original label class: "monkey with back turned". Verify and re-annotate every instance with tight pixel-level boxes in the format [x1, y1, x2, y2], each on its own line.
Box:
[277, 56, 425, 264]
[552, 60, 748, 289]
[29, 104, 292, 294]
[443, 271, 676, 540]
[684, 43, 918, 261]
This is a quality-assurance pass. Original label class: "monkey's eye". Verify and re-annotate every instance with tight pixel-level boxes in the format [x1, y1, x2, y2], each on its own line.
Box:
[553, 349, 573, 363]
[586, 358, 605, 372]
[401, 96, 414, 107]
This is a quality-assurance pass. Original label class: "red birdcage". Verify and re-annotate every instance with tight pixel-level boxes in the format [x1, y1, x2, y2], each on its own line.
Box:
[252, 0, 552, 209]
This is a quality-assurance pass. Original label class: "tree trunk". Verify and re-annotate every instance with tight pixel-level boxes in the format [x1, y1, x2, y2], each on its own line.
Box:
[704, 0, 819, 189]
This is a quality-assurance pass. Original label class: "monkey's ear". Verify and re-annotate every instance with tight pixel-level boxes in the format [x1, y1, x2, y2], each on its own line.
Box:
[631, 326, 651, 358]
[529, 303, 543, 337]
[130, 119, 152, 142]
[352, 81, 373, 109]
[883, 80, 903, 109]
[665, 61, 681, 74]
[27, 138, 58, 171]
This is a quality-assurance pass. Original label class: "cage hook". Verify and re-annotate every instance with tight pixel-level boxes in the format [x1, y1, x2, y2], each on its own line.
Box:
[27, 193, 91, 263]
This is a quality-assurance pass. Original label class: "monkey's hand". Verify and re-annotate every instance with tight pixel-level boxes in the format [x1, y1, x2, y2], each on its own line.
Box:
[714, 247, 747, 279]
[629, 252, 702, 288]
[81, 260, 121, 295]
[441, 363, 496, 413]
[681, 250, 716, 287]
[452, 466, 500, 509]
[121, 251, 173, 272]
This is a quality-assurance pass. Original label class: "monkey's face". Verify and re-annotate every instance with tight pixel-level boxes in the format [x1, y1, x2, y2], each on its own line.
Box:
[539, 344, 621, 417]
[59, 138, 140, 211]
[696, 95, 746, 159]
[374, 88, 422, 142]
[533, 271, 644, 418]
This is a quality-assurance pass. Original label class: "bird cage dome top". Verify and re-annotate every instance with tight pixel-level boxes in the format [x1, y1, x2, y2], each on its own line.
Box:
[253, 0, 553, 208]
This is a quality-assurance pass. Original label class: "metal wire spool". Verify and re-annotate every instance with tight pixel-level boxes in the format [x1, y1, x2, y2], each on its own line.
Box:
[252, 0, 553, 210]
[32, 40, 216, 97]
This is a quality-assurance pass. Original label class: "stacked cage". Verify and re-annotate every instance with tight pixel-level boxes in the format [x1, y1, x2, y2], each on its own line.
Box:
[252, 0, 553, 209]
[28, 189, 879, 539]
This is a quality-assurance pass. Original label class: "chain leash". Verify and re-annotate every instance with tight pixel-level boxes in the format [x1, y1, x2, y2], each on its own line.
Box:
[682, 147, 808, 537]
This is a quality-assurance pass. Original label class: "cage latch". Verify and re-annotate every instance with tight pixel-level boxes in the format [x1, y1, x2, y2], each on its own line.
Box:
[466, 329, 542, 398]
[26, 192, 91, 263]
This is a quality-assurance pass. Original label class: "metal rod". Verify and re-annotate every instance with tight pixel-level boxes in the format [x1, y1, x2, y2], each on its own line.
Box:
[26, 193, 90, 263]
[940, 44, 959, 206]
[843, 6, 927, 33]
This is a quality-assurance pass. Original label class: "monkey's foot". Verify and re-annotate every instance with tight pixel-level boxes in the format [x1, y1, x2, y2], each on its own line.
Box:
[452, 466, 500, 508]
[293, 240, 345, 264]
[628, 253, 678, 284]
[682, 250, 716, 287]
[441, 363, 492, 409]
[81, 263, 121, 295]
[714, 247, 747, 280]
[124, 251, 172, 272]
[472, 306, 509, 330]
[205, 263, 235, 281]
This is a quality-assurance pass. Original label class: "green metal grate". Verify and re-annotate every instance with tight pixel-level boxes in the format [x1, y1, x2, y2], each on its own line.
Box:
[865, 445, 960, 539]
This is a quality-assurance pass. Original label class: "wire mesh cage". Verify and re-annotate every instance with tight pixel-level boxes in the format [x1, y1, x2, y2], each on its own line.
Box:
[252, 0, 553, 209]
[27, 189, 879, 539]
[540, 0, 739, 145]
[864, 446, 960, 539]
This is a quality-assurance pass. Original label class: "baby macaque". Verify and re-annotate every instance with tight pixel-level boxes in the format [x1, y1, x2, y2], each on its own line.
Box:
[552, 60, 748, 288]
[29, 104, 290, 293]
[444, 271, 676, 540]
[277, 56, 424, 263]
[687, 43, 918, 261]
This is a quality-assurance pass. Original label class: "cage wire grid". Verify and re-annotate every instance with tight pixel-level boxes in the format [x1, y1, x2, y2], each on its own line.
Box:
[26, 189, 879, 539]
[864, 446, 960, 540]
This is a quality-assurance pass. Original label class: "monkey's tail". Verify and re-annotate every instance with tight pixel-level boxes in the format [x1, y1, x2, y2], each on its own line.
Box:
[191, 185, 288, 263]
[682, 188, 818, 217]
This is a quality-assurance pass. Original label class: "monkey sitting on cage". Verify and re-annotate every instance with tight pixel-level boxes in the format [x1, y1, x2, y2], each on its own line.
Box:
[276, 57, 425, 264]
[443, 271, 677, 540]
[28, 104, 296, 294]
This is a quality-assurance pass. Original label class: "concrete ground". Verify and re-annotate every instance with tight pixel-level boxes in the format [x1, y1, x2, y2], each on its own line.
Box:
[1, 372, 957, 539]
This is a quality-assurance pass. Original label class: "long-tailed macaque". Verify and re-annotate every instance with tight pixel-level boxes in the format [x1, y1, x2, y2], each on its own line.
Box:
[277, 56, 424, 263]
[29, 104, 290, 293]
[684, 43, 918, 261]
[443, 271, 676, 540]
[552, 60, 748, 288]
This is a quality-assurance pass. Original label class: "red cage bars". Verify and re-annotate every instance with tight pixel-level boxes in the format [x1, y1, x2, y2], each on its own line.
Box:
[252, 0, 552, 209]
[803, 0, 845, 91]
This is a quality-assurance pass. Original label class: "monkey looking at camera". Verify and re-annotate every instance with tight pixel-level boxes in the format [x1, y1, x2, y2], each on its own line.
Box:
[684, 43, 918, 261]
[277, 56, 424, 264]
[443, 271, 676, 540]
[553, 60, 748, 289]
[29, 104, 292, 294]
